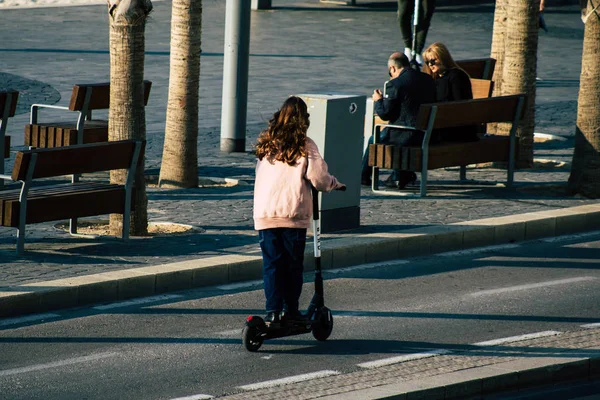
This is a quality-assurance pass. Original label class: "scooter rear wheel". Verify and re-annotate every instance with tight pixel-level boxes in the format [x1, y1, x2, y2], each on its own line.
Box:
[312, 307, 333, 341]
[242, 325, 263, 352]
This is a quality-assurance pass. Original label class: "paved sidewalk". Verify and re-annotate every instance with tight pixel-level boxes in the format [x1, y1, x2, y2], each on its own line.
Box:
[0, 2, 598, 398]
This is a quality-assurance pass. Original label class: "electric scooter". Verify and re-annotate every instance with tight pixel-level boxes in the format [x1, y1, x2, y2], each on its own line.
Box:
[242, 186, 345, 352]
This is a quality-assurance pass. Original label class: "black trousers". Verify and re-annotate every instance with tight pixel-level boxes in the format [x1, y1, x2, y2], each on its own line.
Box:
[397, 0, 436, 54]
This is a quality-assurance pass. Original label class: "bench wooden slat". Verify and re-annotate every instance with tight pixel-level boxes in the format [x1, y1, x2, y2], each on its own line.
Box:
[68, 81, 152, 111]
[2, 187, 134, 227]
[416, 95, 525, 130]
[456, 58, 496, 80]
[12, 140, 143, 181]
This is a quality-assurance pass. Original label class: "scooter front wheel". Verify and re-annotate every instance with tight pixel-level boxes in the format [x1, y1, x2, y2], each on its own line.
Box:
[312, 307, 333, 341]
[242, 325, 264, 351]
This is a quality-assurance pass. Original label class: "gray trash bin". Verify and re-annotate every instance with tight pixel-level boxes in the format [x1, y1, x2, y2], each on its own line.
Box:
[299, 94, 366, 233]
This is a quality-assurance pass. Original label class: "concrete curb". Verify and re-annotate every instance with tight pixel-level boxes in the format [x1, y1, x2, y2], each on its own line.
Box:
[317, 349, 600, 400]
[1, 203, 600, 318]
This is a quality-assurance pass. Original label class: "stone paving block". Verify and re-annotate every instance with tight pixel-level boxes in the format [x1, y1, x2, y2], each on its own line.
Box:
[76, 279, 119, 306]
[494, 221, 526, 244]
[155, 269, 194, 293]
[461, 225, 495, 249]
[98, 269, 157, 300]
[481, 371, 519, 395]
[397, 234, 431, 258]
[329, 237, 368, 268]
[192, 264, 230, 287]
[228, 258, 263, 283]
[524, 213, 556, 240]
[37, 286, 78, 313]
[365, 237, 400, 263]
[0, 290, 41, 318]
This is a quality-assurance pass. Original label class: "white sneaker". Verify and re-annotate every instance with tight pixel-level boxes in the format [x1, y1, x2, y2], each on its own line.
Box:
[415, 54, 424, 65]
[404, 47, 412, 61]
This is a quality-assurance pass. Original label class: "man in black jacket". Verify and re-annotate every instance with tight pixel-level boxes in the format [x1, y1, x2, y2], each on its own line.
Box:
[361, 52, 436, 188]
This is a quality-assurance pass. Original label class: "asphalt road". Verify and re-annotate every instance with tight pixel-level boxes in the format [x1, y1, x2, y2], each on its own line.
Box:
[1, 231, 599, 400]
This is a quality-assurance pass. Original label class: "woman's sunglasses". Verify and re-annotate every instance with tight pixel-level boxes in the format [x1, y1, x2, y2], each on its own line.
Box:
[426, 59, 437, 66]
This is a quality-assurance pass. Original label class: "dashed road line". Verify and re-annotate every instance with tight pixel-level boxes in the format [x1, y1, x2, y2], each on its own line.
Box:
[437, 244, 520, 258]
[472, 331, 562, 346]
[0, 352, 118, 377]
[0, 312, 61, 328]
[238, 370, 341, 391]
[93, 294, 184, 310]
[581, 323, 600, 329]
[167, 394, 214, 400]
[326, 260, 409, 275]
[469, 277, 596, 297]
[357, 349, 451, 369]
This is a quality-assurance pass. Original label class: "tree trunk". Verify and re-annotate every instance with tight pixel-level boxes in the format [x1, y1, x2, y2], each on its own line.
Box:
[159, 0, 202, 188]
[568, 0, 600, 198]
[498, 0, 540, 168]
[108, 0, 152, 236]
[488, 0, 508, 134]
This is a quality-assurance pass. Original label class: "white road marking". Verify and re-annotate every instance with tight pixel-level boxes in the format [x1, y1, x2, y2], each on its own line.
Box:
[167, 395, 214, 400]
[357, 349, 451, 369]
[238, 370, 341, 391]
[437, 244, 520, 257]
[0, 313, 61, 328]
[473, 331, 562, 347]
[581, 323, 600, 329]
[0, 352, 118, 377]
[93, 294, 184, 310]
[470, 277, 597, 297]
[326, 260, 409, 275]
[541, 231, 600, 243]
[216, 280, 262, 291]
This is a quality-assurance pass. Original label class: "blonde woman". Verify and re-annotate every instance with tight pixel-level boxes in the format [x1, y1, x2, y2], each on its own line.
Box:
[422, 42, 478, 142]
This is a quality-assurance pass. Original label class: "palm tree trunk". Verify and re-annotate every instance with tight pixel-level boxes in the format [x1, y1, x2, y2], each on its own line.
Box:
[568, 0, 600, 198]
[498, 0, 540, 168]
[488, 0, 508, 134]
[108, 0, 152, 236]
[159, 0, 202, 188]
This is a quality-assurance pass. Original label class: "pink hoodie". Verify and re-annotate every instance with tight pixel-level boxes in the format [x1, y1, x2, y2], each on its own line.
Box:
[253, 137, 344, 230]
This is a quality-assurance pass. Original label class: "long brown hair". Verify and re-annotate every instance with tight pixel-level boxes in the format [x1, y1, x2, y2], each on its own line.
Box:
[255, 96, 309, 166]
[422, 42, 469, 79]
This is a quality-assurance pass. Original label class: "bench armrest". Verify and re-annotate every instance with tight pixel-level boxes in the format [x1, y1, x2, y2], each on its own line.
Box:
[30, 104, 73, 124]
[0, 174, 15, 182]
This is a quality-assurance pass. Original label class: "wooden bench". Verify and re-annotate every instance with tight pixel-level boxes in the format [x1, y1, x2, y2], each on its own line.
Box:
[24, 81, 151, 148]
[0, 140, 144, 255]
[1, 90, 18, 160]
[456, 58, 496, 80]
[368, 94, 526, 197]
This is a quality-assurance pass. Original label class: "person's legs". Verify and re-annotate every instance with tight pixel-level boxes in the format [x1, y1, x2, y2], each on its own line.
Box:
[281, 228, 307, 316]
[397, 0, 414, 53]
[415, 0, 436, 54]
[259, 229, 285, 318]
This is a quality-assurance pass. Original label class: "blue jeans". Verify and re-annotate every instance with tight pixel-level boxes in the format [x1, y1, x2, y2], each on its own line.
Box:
[259, 228, 307, 314]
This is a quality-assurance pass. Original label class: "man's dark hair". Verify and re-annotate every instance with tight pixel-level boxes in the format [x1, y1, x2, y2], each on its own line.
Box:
[389, 52, 410, 69]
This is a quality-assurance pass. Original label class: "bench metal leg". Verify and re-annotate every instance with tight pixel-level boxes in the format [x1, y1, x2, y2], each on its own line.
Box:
[371, 166, 379, 191]
[420, 169, 427, 197]
[460, 165, 467, 181]
[70, 218, 78, 234]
